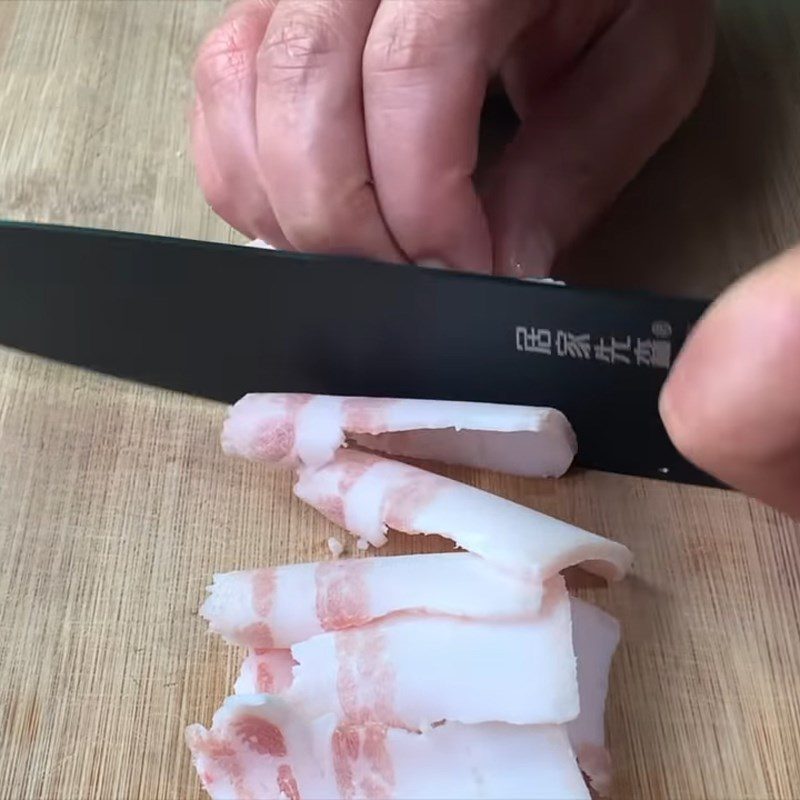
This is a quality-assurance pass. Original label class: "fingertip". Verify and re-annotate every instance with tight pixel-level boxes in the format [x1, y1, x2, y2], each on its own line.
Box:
[660, 250, 800, 518]
[491, 209, 556, 278]
[658, 354, 703, 480]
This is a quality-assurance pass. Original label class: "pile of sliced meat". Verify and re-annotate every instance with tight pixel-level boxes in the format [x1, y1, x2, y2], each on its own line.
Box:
[187, 395, 633, 800]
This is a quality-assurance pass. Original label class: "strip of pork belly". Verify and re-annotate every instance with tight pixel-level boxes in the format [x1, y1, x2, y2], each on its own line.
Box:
[187, 693, 328, 800]
[294, 449, 632, 583]
[222, 393, 577, 477]
[384, 720, 589, 800]
[187, 694, 590, 800]
[285, 575, 577, 728]
[569, 599, 621, 797]
[202, 553, 543, 649]
[234, 649, 296, 695]
[229, 604, 618, 791]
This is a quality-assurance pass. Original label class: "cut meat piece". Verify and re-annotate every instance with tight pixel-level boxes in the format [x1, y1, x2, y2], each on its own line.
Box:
[201, 553, 544, 649]
[187, 693, 327, 800]
[190, 388, 629, 800]
[222, 393, 577, 477]
[187, 694, 590, 800]
[286, 576, 578, 728]
[382, 719, 590, 800]
[234, 649, 296, 695]
[294, 450, 632, 583]
[225, 596, 620, 791]
[569, 599, 621, 797]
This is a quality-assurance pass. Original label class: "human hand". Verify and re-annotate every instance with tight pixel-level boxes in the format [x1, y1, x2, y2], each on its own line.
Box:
[660, 249, 800, 519]
[191, 0, 714, 275]
[192, 0, 796, 519]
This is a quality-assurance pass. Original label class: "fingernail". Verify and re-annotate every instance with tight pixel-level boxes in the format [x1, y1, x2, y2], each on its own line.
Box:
[417, 259, 450, 271]
[497, 225, 556, 278]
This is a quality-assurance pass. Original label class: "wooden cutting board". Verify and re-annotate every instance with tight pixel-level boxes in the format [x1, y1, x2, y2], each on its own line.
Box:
[2, 2, 800, 798]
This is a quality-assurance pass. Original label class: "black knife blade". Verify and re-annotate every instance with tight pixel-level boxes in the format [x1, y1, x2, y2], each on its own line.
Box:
[0, 221, 720, 487]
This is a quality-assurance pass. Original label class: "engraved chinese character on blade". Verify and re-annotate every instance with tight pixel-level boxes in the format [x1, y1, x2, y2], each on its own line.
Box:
[634, 338, 672, 368]
[651, 320, 672, 338]
[516, 326, 553, 355]
[556, 331, 591, 359]
[593, 336, 632, 365]
[515, 325, 674, 369]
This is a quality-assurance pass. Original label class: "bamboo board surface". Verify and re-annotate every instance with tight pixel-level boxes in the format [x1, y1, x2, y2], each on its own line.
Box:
[1, 2, 800, 798]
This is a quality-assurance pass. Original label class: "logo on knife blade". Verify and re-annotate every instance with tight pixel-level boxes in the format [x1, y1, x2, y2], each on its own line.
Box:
[515, 326, 673, 369]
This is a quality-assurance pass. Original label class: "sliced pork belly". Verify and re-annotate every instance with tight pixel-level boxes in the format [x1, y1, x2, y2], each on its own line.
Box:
[187, 693, 328, 800]
[384, 719, 589, 800]
[234, 649, 295, 695]
[227, 598, 620, 792]
[202, 553, 544, 649]
[286, 576, 577, 728]
[187, 693, 590, 800]
[569, 599, 621, 796]
[294, 450, 632, 583]
[222, 393, 577, 477]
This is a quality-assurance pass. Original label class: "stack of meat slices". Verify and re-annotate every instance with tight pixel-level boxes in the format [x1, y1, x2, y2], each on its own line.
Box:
[187, 395, 633, 800]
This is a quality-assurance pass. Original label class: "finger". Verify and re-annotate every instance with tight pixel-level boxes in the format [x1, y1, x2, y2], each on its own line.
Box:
[660, 249, 800, 519]
[191, 98, 226, 213]
[362, 0, 539, 272]
[489, 0, 715, 277]
[256, 0, 404, 261]
[193, 0, 288, 246]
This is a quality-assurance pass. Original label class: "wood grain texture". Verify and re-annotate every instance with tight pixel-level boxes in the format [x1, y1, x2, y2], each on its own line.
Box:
[1, 2, 799, 798]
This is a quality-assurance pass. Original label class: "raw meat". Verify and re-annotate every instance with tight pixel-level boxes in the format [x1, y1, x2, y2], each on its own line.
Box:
[285, 576, 578, 728]
[186, 693, 591, 800]
[294, 449, 633, 582]
[234, 649, 295, 695]
[187, 693, 325, 800]
[201, 553, 544, 649]
[222, 393, 577, 477]
[226, 599, 622, 792]
[569, 599, 621, 796]
[188, 390, 629, 800]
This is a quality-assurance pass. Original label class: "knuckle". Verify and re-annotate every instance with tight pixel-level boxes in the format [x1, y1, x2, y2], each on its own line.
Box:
[194, 16, 258, 96]
[258, 9, 344, 78]
[283, 183, 377, 252]
[364, 2, 451, 75]
[364, 0, 491, 77]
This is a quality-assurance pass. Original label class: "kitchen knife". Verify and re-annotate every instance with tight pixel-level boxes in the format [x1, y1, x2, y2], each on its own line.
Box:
[0, 221, 720, 487]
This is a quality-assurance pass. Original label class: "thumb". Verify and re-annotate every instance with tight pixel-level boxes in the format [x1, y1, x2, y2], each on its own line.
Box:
[659, 248, 800, 519]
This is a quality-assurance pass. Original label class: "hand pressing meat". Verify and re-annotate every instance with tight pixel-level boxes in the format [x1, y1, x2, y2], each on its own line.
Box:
[191, 1, 799, 516]
[192, 0, 800, 516]
[191, 0, 713, 275]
